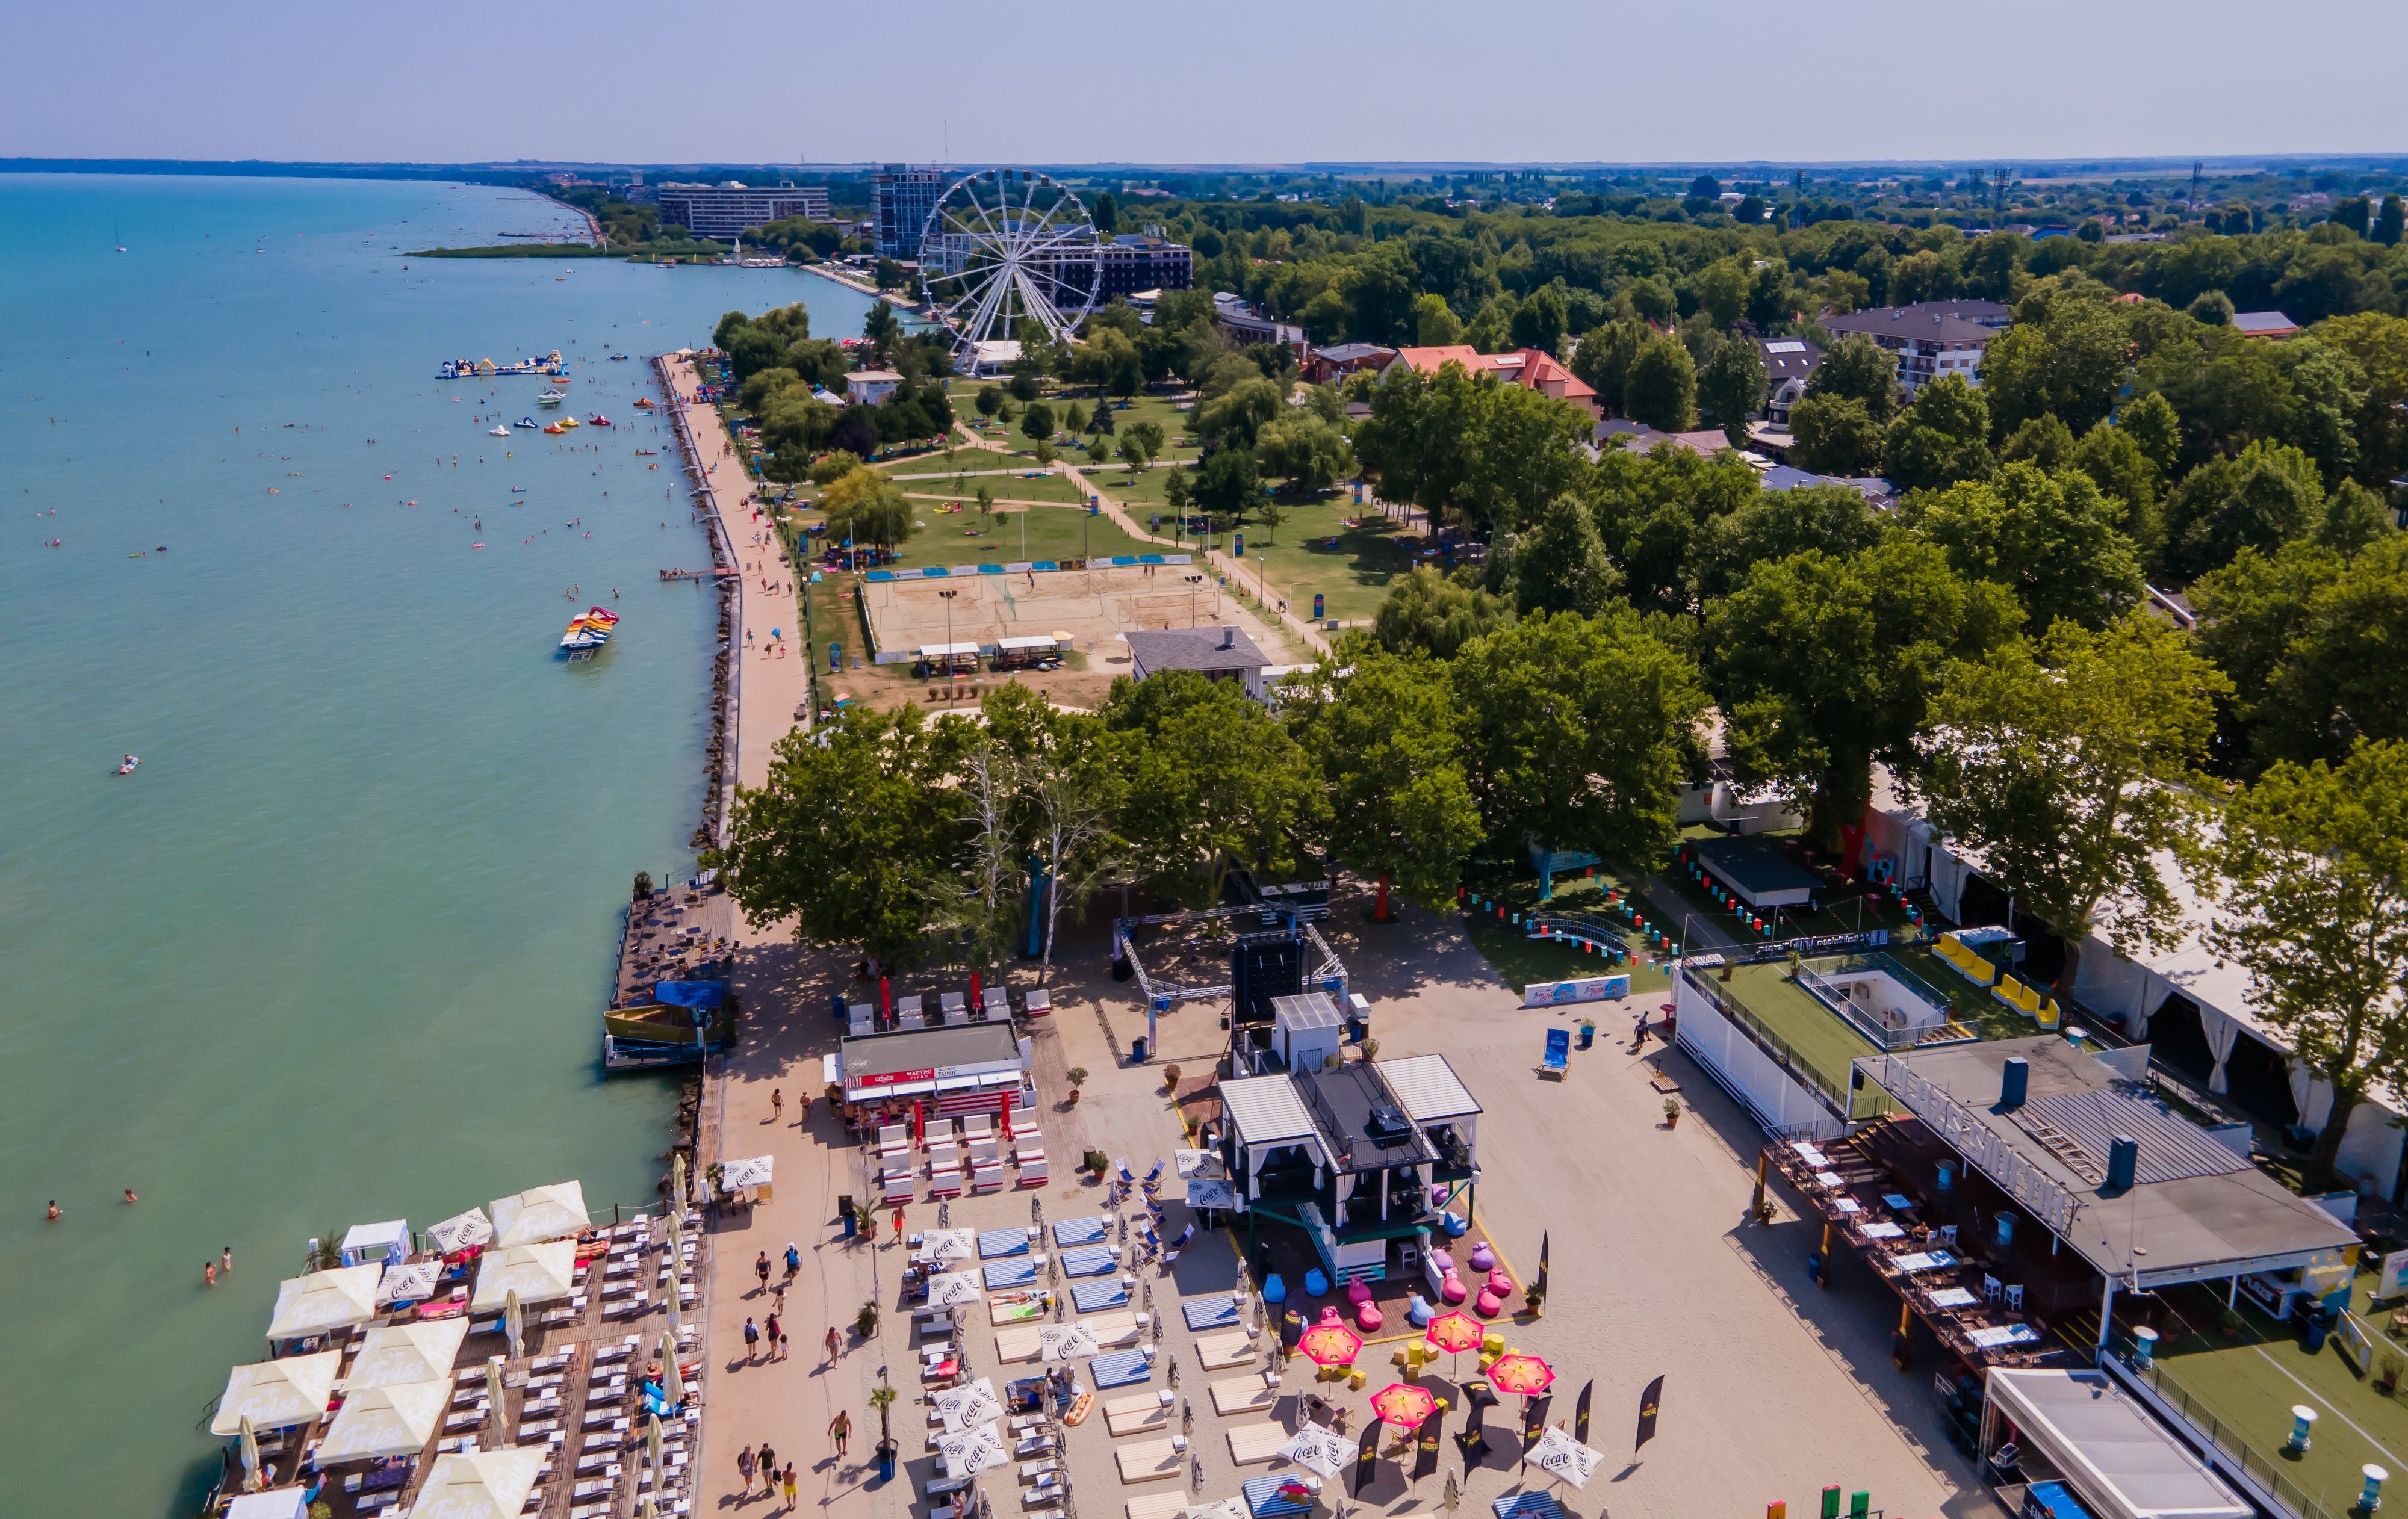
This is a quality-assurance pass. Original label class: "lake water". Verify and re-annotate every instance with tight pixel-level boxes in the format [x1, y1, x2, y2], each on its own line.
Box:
[0, 173, 871, 1511]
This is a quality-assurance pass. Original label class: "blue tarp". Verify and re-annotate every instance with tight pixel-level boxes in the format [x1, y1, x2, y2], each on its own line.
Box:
[1059, 1248, 1116, 1278]
[1088, 1349, 1151, 1388]
[978, 1228, 1030, 1259]
[982, 1260, 1038, 1289]
[1069, 1281, 1128, 1312]
[653, 981, 728, 1009]
[1181, 1295, 1238, 1331]
[1051, 1217, 1110, 1248]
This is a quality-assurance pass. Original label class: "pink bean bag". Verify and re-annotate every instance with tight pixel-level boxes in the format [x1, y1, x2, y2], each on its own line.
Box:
[1347, 1280, 1371, 1305]
[1440, 1271, 1468, 1305]
[1475, 1288, 1504, 1317]
[1486, 1269, 1514, 1296]
[1428, 1249, 1454, 1275]
[1356, 1302, 1384, 1332]
[1318, 1305, 1343, 1326]
[1466, 1243, 1495, 1272]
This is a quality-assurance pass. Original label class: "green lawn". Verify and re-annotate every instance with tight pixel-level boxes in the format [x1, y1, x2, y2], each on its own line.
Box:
[1227, 495, 1421, 624]
[1456, 872, 1675, 1003]
[890, 502, 1158, 569]
[898, 471, 1094, 507]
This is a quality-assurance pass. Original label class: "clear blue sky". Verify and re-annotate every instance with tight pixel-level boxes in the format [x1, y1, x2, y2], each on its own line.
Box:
[6, 0, 2402, 167]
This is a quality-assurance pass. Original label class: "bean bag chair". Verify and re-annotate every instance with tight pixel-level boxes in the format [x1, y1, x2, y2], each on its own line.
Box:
[1407, 1293, 1434, 1328]
[1303, 1267, 1329, 1298]
[1262, 1273, 1286, 1304]
[1466, 1243, 1495, 1272]
[1441, 1213, 1468, 1238]
[1485, 1269, 1513, 1296]
[1346, 1280, 1371, 1305]
[1427, 1249, 1454, 1275]
[1317, 1305, 1342, 1325]
[1439, 1271, 1468, 1305]
[1475, 1287, 1504, 1317]
[1356, 1301, 1383, 1332]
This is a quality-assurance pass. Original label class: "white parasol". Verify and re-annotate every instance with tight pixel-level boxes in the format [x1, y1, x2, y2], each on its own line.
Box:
[925, 1270, 985, 1308]
[267, 1265, 384, 1340]
[374, 1261, 443, 1308]
[659, 1330, 686, 1405]
[212, 1351, 343, 1434]
[1184, 1178, 1240, 1211]
[240, 1415, 262, 1493]
[1521, 1426, 1603, 1490]
[424, 1208, 494, 1255]
[488, 1183, 587, 1247]
[483, 1357, 507, 1449]
[1174, 1149, 1226, 1180]
[471, 1243, 579, 1311]
[721, 1155, 774, 1189]
[1038, 1322, 1100, 1363]
[346, 1321, 469, 1391]
[317, 1380, 447, 1462]
[403, 1447, 547, 1519]
[919, 1228, 978, 1263]
[1279, 1423, 1351, 1479]
[932, 1378, 1003, 1429]
[937, 1423, 1011, 1479]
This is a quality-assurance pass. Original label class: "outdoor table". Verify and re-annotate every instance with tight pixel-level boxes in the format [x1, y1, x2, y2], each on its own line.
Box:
[1813, 1170, 1845, 1189]
[1890, 1251, 1956, 1273]
[1967, 1324, 2040, 1348]
[1790, 1143, 1830, 1168]
[1831, 1198, 1862, 1214]
[1858, 1222, 1905, 1240]
[1928, 1287, 1978, 1308]
[1881, 1194, 1916, 1212]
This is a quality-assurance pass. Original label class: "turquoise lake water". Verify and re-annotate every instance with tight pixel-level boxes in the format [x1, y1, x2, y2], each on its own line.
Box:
[0, 174, 872, 1512]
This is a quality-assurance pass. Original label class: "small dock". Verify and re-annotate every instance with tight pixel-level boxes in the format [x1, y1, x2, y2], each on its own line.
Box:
[656, 568, 737, 582]
[603, 880, 737, 1070]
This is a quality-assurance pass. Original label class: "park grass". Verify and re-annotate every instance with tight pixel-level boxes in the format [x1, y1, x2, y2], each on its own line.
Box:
[1226, 495, 1424, 624]
[887, 502, 1158, 569]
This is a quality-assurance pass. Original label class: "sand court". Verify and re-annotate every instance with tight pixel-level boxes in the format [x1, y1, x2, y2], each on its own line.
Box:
[862, 564, 1230, 658]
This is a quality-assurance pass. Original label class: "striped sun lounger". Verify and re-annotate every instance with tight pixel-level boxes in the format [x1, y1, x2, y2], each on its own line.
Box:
[1087, 1349, 1152, 1388]
[1180, 1295, 1239, 1331]
[1050, 1217, 1111, 1248]
[982, 1259, 1038, 1290]
[1245, 1476, 1315, 1517]
[1058, 1248, 1116, 1278]
[978, 1228, 1031, 1259]
[1069, 1280, 1129, 1313]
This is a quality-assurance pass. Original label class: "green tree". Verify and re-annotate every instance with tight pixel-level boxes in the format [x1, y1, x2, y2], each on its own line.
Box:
[1708, 539, 2017, 850]
[2156, 439, 2326, 583]
[975, 385, 1004, 419]
[1883, 374, 1994, 491]
[2317, 312, 2408, 489]
[721, 705, 961, 967]
[1091, 190, 1118, 235]
[2189, 539, 2341, 773]
[1693, 484, 1886, 603]
[1693, 258, 1749, 329]
[2376, 194, 2405, 247]
[1510, 493, 1621, 617]
[1121, 421, 1165, 469]
[1455, 608, 1708, 871]
[1696, 335, 1769, 438]
[1805, 333, 1900, 424]
[2067, 420, 2164, 551]
[1063, 401, 1089, 436]
[819, 466, 917, 548]
[1570, 319, 1652, 416]
[1100, 670, 1325, 908]
[1787, 392, 1883, 476]
[1999, 413, 2077, 474]
[1192, 445, 1261, 525]
[1587, 445, 1764, 615]
[2118, 389, 2183, 481]
[1195, 375, 1285, 447]
[1253, 413, 1354, 496]
[1288, 645, 1484, 919]
[2205, 741, 2408, 1187]
[1370, 566, 1515, 660]
[1413, 293, 1465, 346]
[1914, 614, 2230, 992]
[1624, 335, 1699, 430]
[1904, 463, 2145, 631]
[872, 258, 905, 291]
[1510, 282, 1570, 356]
[808, 450, 863, 486]
[1019, 402, 1058, 446]
[1979, 289, 2132, 436]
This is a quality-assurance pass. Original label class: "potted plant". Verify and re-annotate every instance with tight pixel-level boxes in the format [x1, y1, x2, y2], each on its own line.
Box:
[1663, 1097, 1683, 1130]
[1084, 1149, 1109, 1181]
[1523, 1284, 1544, 1317]
[870, 1385, 899, 1480]
[855, 1299, 880, 1340]
[1162, 1064, 1182, 1092]
[2218, 1305, 2244, 1337]
[1065, 1068, 1088, 1106]
[2376, 1350, 2403, 1396]
[1358, 1038, 1380, 1063]
[1577, 1018, 1597, 1051]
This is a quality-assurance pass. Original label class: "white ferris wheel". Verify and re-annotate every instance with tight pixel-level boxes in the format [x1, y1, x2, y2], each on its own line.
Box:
[918, 169, 1100, 369]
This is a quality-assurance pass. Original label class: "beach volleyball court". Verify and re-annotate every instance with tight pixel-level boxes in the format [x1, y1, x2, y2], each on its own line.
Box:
[863, 565, 1227, 655]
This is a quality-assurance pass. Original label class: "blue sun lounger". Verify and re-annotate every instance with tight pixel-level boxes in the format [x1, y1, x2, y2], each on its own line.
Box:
[1050, 1216, 1110, 1248]
[978, 1228, 1029, 1259]
[982, 1258, 1038, 1290]
[1059, 1246, 1116, 1277]
[1181, 1295, 1239, 1331]
[1070, 1280, 1128, 1313]
[1244, 1476, 1315, 1518]
[1088, 1349, 1151, 1388]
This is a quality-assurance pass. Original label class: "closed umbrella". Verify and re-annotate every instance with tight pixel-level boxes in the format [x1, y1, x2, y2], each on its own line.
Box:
[647, 1414, 666, 1497]
[1278, 1423, 1350, 1479]
[659, 1331, 685, 1405]
[1370, 1384, 1438, 1431]
[211, 1350, 343, 1434]
[1488, 1353, 1554, 1396]
[1297, 1316, 1363, 1370]
[1521, 1426, 1602, 1490]
[664, 1206, 682, 1259]
[240, 1415, 261, 1493]
[670, 1153, 688, 1213]
[483, 1357, 507, 1449]
[665, 1273, 680, 1336]
[504, 1290, 524, 1361]
[1038, 1322, 1099, 1363]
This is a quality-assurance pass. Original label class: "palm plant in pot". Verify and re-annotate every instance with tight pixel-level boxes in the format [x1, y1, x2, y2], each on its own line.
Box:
[1065, 1068, 1088, 1106]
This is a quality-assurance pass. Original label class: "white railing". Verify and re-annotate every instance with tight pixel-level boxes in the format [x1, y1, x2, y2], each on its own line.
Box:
[1861, 1054, 2083, 1236]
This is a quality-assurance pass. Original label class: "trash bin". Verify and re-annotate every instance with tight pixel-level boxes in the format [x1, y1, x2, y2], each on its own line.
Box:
[1131, 1036, 1149, 1063]
[1577, 1022, 1595, 1050]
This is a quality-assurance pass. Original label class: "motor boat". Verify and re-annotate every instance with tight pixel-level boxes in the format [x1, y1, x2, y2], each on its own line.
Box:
[633, 397, 654, 409]
[514, 417, 539, 428]
[586, 415, 612, 427]
[488, 424, 510, 437]
[539, 390, 566, 404]
[609, 353, 631, 362]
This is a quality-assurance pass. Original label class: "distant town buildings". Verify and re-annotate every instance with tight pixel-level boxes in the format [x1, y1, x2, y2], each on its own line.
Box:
[1303, 343, 1397, 385]
[872, 165, 948, 259]
[656, 181, 829, 240]
[846, 370, 904, 407]
[2231, 310, 2299, 339]
[1756, 336, 1823, 424]
[1096, 230, 1193, 302]
[1125, 626, 1272, 702]
[1382, 344, 1600, 419]
[1214, 294, 1309, 364]
[1819, 299, 2012, 394]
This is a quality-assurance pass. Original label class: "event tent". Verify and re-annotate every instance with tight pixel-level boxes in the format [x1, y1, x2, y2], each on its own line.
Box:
[471, 1242, 580, 1310]
[489, 1183, 587, 1247]
[267, 1265, 385, 1340]
[211, 1351, 343, 1435]
[346, 1320, 469, 1391]
[406, 1447, 547, 1519]
[317, 1380, 447, 1462]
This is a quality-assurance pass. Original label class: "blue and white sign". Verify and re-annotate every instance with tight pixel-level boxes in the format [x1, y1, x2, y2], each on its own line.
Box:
[1522, 974, 1630, 1009]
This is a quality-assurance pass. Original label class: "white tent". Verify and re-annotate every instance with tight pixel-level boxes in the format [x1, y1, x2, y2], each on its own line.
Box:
[406, 1446, 548, 1519]
[317, 1380, 447, 1462]
[489, 1183, 587, 1247]
[375, 1261, 443, 1308]
[932, 1378, 1002, 1430]
[1521, 1427, 1603, 1489]
[267, 1265, 385, 1340]
[225, 1490, 309, 1519]
[346, 1320, 469, 1391]
[1278, 1424, 1349, 1479]
[1037, 1322, 1099, 1363]
[211, 1351, 343, 1435]
[471, 1242, 580, 1310]
[425, 1208, 494, 1255]
[721, 1155, 774, 1189]
[1184, 1178, 1239, 1211]
[925, 1271, 984, 1308]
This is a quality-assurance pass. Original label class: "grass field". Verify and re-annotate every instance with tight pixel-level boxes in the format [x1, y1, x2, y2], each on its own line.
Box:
[889, 502, 1159, 569]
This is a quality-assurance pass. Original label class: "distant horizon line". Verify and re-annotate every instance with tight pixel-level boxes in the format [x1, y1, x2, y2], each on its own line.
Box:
[7, 153, 2408, 178]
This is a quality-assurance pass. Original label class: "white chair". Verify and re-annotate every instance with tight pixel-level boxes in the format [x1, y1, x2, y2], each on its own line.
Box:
[876, 1124, 911, 1159]
[1023, 989, 1052, 1016]
[927, 1159, 963, 1199]
[1937, 1225, 1959, 1249]
[982, 988, 1010, 1020]
[1016, 1145, 1049, 1187]
[970, 1142, 1005, 1193]
[940, 991, 966, 1019]
[963, 1114, 994, 1144]
[901, 1010, 926, 1030]
[927, 1139, 959, 1175]
[849, 1004, 874, 1036]
[898, 994, 925, 1021]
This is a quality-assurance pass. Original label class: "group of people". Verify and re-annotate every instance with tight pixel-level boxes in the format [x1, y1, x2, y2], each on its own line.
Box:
[734, 1441, 797, 1507]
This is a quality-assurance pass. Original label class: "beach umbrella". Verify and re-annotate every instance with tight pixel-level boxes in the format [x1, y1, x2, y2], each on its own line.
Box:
[267, 1265, 383, 1340]
[1038, 1322, 1099, 1363]
[473, 1243, 579, 1311]
[933, 1378, 1003, 1429]
[318, 1380, 447, 1462]
[1278, 1422, 1350, 1479]
[664, 1206, 683, 1259]
[211, 1350, 342, 1434]
[1442, 1474, 1460, 1511]
[1488, 1353, 1554, 1397]
[926, 1270, 984, 1308]
[938, 1423, 1011, 1479]
[239, 1415, 262, 1493]
[669, 1155, 688, 1215]
[1297, 1316, 1363, 1369]
[647, 1413, 667, 1496]
[1521, 1427, 1602, 1490]
[659, 1331, 685, 1405]
[921, 1228, 978, 1264]
[664, 1273, 681, 1336]
[1423, 1311, 1483, 1369]
[347, 1321, 469, 1391]
[1370, 1384, 1438, 1431]
[484, 1357, 507, 1449]
[504, 1290, 524, 1361]
[721, 1155, 774, 1190]
[404, 1447, 546, 1519]
[1173, 1149, 1226, 1180]
[374, 1261, 442, 1308]
[425, 1208, 494, 1256]
[489, 1182, 588, 1246]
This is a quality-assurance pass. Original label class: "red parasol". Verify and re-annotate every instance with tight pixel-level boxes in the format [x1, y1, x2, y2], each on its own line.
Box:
[1424, 1311, 1485, 1360]
[1370, 1382, 1438, 1429]
[1298, 1315, 1364, 1369]
[1488, 1353, 1554, 1396]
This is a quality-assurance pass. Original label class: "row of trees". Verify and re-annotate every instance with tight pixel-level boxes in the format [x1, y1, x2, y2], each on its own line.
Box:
[713, 306, 956, 477]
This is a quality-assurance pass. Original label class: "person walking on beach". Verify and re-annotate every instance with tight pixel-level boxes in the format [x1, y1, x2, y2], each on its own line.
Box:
[765, 1311, 782, 1360]
[889, 1203, 905, 1243]
[1631, 1010, 1650, 1052]
[743, 1317, 761, 1362]
[737, 1443, 757, 1493]
[756, 1251, 771, 1291]
[824, 1325, 842, 1366]
[781, 1460, 798, 1509]
[771, 1087, 783, 1123]
[757, 1443, 778, 1496]
[828, 1409, 851, 1458]
[784, 1243, 800, 1280]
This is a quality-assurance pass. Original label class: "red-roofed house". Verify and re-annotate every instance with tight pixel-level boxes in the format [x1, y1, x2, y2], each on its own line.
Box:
[1381, 346, 1600, 419]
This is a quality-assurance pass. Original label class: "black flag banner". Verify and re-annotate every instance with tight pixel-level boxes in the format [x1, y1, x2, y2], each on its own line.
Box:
[1413, 1408, 1443, 1481]
[1574, 1379, 1593, 1446]
[1520, 1394, 1553, 1452]
[1635, 1374, 1665, 1452]
[1354, 1418, 1380, 1496]
[1535, 1231, 1550, 1299]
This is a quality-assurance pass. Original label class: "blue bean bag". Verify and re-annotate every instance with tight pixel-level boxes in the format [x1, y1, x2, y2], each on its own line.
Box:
[1262, 1273, 1285, 1304]
[1303, 1267, 1329, 1297]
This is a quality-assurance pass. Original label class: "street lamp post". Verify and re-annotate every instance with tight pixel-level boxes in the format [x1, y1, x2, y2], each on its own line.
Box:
[939, 588, 959, 702]
[1184, 574, 1203, 628]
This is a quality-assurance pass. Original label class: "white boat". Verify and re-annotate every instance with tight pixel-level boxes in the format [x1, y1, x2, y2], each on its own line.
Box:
[538, 390, 566, 404]
[488, 425, 510, 437]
